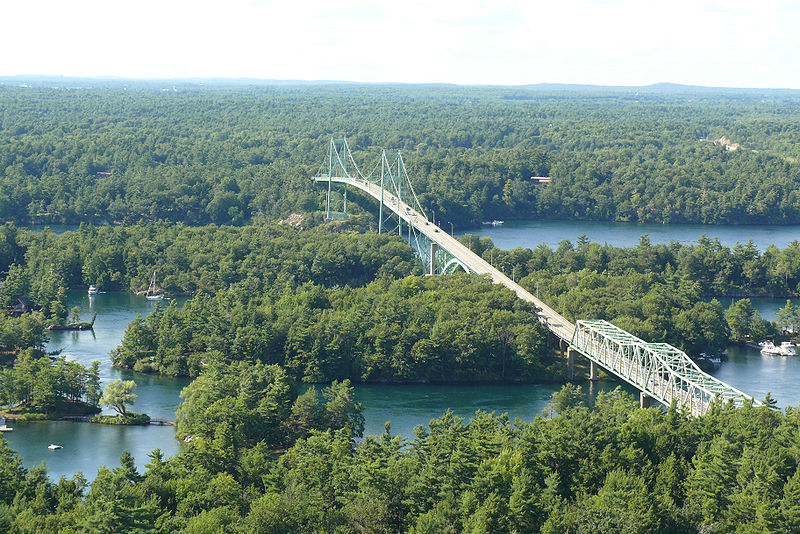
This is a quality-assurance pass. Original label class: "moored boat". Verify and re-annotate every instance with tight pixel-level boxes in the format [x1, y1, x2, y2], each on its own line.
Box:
[760, 341, 797, 356]
[146, 271, 164, 301]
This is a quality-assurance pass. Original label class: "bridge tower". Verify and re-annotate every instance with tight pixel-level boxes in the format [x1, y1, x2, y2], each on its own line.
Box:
[312, 138, 468, 275]
[319, 138, 355, 220]
[379, 150, 416, 239]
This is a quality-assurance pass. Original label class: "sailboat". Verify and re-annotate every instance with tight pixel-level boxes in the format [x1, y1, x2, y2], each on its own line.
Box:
[146, 271, 164, 301]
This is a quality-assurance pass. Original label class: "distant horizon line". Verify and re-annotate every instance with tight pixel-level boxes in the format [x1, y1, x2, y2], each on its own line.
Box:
[1, 74, 799, 92]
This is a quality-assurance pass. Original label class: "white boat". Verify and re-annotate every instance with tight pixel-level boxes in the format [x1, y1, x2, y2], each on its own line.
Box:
[481, 220, 505, 226]
[760, 341, 796, 356]
[47, 444, 63, 450]
[146, 272, 164, 301]
[88, 285, 98, 295]
[0, 417, 12, 432]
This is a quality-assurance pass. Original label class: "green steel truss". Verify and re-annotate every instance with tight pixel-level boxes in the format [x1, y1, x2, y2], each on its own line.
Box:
[313, 138, 468, 274]
[570, 319, 757, 416]
[313, 140, 758, 417]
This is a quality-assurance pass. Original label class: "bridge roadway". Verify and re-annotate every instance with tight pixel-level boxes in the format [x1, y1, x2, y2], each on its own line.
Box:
[314, 175, 575, 341]
[314, 174, 758, 415]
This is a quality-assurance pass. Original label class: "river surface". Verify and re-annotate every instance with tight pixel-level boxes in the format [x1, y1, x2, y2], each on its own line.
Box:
[6, 220, 800, 479]
[4, 292, 190, 480]
[462, 220, 800, 252]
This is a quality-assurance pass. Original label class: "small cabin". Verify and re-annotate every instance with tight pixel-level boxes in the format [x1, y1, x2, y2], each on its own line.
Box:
[529, 176, 551, 186]
[9, 297, 32, 315]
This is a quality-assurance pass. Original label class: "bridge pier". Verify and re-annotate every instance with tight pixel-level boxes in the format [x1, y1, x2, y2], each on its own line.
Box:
[640, 392, 655, 409]
[429, 243, 439, 275]
[566, 348, 575, 381]
[589, 361, 598, 381]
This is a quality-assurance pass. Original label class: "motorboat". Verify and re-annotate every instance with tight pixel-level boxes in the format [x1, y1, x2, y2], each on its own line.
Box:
[482, 220, 505, 226]
[760, 341, 797, 356]
[146, 271, 164, 301]
[0, 417, 12, 432]
[88, 285, 98, 295]
[47, 444, 63, 450]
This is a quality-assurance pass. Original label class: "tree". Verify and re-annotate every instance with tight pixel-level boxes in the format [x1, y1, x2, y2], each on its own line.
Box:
[777, 300, 800, 334]
[0, 264, 30, 307]
[100, 379, 137, 417]
[725, 299, 757, 342]
[86, 362, 102, 408]
[323, 380, 364, 438]
[69, 306, 81, 324]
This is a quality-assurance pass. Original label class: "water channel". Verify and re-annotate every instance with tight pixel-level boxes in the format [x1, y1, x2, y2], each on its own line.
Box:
[462, 219, 800, 252]
[5, 220, 800, 479]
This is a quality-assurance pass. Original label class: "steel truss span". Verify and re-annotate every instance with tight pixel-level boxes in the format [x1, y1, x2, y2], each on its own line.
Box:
[312, 138, 758, 416]
[571, 320, 756, 416]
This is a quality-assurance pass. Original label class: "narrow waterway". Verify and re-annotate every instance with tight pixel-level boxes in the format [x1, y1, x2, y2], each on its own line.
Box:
[4, 291, 189, 480]
[6, 220, 800, 480]
[462, 219, 800, 252]
[356, 381, 634, 439]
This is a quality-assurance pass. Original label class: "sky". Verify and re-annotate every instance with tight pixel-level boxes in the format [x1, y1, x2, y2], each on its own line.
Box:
[1, 0, 799, 88]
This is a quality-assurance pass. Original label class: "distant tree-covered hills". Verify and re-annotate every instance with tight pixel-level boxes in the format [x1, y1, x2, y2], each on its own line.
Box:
[2, 83, 800, 227]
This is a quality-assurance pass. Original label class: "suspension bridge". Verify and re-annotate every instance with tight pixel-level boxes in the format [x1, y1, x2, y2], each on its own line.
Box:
[312, 138, 758, 416]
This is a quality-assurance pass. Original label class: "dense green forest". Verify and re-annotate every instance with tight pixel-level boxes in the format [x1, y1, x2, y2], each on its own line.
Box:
[2, 83, 800, 227]
[5, 222, 800, 369]
[463, 233, 800, 354]
[1, 384, 798, 533]
[6, 80, 800, 532]
[110, 276, 557, 382]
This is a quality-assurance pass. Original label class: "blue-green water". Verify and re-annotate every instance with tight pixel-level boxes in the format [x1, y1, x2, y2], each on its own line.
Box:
[6, 219, 800, 480]
[462, 220, 800, 252]
[4, 291, 190, 480]
[356, 381, 633, 439]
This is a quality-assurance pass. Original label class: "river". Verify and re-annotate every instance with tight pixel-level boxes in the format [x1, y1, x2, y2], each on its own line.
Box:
[5, 220, 800, 479]
[4, 292, 190, 480]
[462, 219, 800, 252]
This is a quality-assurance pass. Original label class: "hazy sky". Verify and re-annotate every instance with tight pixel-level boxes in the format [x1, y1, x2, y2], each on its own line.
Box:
[2, 0, 799, 88]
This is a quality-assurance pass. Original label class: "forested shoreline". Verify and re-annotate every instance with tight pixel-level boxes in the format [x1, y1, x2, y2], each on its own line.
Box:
[3, 83, 800, 228]
[5, 222, 800, 379]
[1, 384, 799, 532]
[4, 81, 800, 531]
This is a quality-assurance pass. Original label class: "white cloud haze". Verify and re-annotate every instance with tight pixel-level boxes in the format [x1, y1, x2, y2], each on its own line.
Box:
[1, 0, 798, 87]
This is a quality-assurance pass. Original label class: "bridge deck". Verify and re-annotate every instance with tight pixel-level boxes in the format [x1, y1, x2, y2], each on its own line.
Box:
[314, 175, 575, 341]
[314, 173, 757, 415]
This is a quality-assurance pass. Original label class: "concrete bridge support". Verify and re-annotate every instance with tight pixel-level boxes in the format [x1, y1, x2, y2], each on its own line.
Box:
[589, 361, 598, 381]
[566, 348, 575, 381]
[640, 392, 655, 409]
[429, 243, 439, 275]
